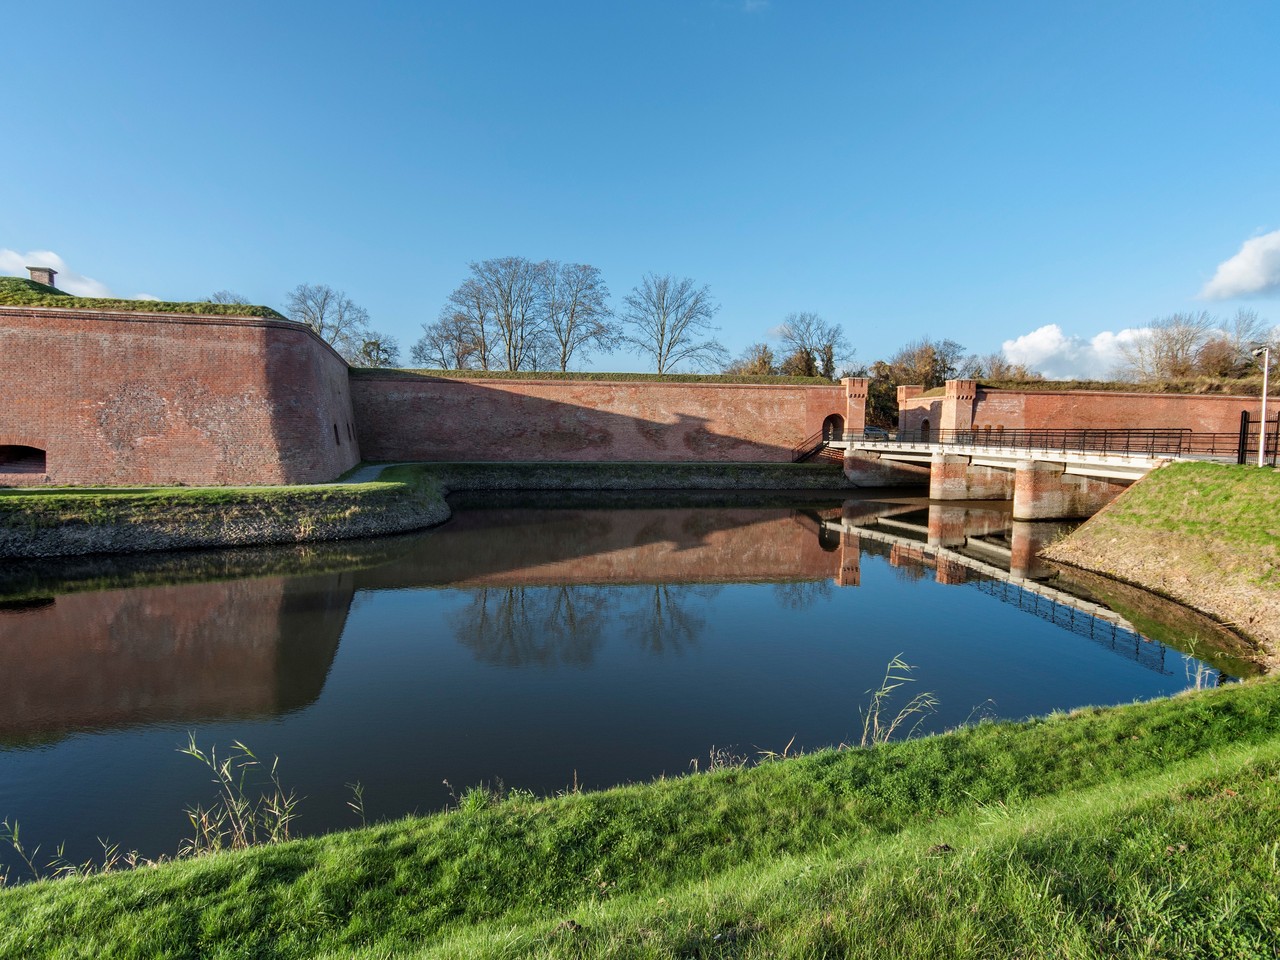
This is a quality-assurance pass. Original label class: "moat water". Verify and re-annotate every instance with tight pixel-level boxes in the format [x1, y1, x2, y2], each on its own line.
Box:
[0, 491, 1252, 880]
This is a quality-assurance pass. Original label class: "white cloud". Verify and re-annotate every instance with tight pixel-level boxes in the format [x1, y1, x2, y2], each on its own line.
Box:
[1199, 229, 1280, 300]
[0, 248, 112, 297]
[134, 293, 160, 301]
[1001, 323, 1147, 380]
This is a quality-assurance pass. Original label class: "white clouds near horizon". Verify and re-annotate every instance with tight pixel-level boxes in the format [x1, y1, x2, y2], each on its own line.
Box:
[1001, 324, 1147, 380]
[1200, 230, 1280, 300]
[0, 249, 112, 297]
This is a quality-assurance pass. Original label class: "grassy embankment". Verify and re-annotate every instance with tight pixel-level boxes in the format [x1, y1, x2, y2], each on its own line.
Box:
[0, 276, 285, 318]
[1, 679, 1278, 957]
[1045, 461, 1280, 666]
[0, 465, 447, 558]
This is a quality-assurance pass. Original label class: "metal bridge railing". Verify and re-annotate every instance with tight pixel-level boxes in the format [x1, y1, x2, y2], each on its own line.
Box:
[870, 427, 1246, 458]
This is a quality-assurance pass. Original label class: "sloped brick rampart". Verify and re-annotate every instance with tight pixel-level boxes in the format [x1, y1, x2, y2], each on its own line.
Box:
[350, 375, 848, 462]
[0, 306, 360, 486]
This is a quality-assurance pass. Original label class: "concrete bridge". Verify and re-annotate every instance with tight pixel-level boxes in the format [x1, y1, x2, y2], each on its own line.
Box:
[834, 428, 1240, 520]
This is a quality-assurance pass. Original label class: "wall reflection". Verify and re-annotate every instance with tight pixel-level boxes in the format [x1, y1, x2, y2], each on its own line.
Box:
[0, 574, 351, 744]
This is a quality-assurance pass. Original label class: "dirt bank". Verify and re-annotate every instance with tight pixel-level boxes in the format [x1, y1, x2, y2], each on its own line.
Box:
[1042, 461, 1279, 669]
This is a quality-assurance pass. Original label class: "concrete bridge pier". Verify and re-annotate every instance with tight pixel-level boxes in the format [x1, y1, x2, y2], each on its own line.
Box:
[1012, 459, 1132, 520]
[929, 454, 1016, 501]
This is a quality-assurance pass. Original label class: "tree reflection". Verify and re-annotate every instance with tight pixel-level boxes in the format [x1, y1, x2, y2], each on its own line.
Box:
[453, 586, 610, 667]
[621, 585, 720, 655]
[771, 580, 833, 610]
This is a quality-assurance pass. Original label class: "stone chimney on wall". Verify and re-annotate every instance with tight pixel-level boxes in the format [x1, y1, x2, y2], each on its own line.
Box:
[27, 266, 58, 288]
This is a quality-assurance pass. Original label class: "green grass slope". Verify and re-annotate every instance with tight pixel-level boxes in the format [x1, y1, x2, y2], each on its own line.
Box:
[2, 679, 1278, 958]
[1045, 461, 1280, 663]
[0, 276, 285, 319]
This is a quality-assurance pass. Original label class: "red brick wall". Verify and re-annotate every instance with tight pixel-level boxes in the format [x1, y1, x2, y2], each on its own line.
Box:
[0, 306, 360, 486]
[351, 374, 847, 462]
[978, 388, 1256, 433]
[900, 384, 1260, 435]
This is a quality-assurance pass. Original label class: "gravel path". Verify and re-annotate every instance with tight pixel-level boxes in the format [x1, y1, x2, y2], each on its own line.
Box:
[338, 462, 415, 483]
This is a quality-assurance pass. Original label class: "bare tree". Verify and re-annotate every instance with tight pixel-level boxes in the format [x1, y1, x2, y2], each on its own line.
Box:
[1114, 312, 1215, 381]
[621, 273, 727, 373]
[967, 351, 1043, 381]
[469, 257, 547, 371]
[284, 283, 373, 361]
[441, 279, 496, 370]
[776, 312, 852, 380]
[544, 262, 616, 372]
[208, 290, 250, 305]
[884, 337, 968, 389]
[356, 334, 400, 368]
[724, 342, 777, 376]
[411, 312, 477, 369]
[1196, 308, 1274, 377]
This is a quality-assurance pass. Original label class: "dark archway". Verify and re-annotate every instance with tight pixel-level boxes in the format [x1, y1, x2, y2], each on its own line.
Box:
[920, 419, 930, 441]
[0, 445, 46, 474]
[822, 414, 845, 441]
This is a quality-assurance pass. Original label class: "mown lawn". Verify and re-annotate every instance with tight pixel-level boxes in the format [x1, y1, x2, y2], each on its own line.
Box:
[2, 678, 1278, 958]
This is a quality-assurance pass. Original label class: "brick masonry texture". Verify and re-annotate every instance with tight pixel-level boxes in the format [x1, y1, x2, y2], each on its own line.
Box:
[899, 384, 1262, 435]
[0, 306, 361, 486]
[351, 375, 850, 463]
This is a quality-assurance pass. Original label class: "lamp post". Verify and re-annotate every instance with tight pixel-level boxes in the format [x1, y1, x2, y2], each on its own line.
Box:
[1253, 345, 1272, 468]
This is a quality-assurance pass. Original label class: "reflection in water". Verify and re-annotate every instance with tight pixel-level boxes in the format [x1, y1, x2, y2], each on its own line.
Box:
[0, 574, 350, 745]
[622, 584, 719, 656]
[772, 580, 834, 611]
[0, 493, 1257, 880]
[0, 498, 1255, 748]
[453, 586, 610, 667]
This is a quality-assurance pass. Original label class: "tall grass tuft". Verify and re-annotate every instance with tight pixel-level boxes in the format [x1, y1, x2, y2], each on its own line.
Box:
[857, 655, 939, 747]
[178, 735, 299, 855]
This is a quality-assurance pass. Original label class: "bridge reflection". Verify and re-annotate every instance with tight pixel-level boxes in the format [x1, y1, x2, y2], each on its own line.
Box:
[0, 495, 1248, 743]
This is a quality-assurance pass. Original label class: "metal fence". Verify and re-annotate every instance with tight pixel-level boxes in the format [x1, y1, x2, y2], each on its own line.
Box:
[872, 427, 1248, 459]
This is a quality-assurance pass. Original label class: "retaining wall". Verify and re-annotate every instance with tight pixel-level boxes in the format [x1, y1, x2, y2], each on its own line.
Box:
[350, 373, 850, 462]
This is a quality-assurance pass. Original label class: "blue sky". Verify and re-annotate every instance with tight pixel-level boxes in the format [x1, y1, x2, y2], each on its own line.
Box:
[3, 1, 1278, 377]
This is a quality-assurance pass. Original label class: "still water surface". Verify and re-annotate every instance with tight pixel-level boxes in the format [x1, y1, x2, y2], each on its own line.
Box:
[0, 492, 1245, 878]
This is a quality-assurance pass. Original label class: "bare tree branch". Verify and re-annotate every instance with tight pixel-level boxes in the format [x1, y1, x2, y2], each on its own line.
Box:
[776, 312, 852, 380]
[621, 273, 727, 374]
[545, 262, 617, 372]
[470, 257, 547, 371]
[283, 283, 373, 362]
[411, 312, 478, 369]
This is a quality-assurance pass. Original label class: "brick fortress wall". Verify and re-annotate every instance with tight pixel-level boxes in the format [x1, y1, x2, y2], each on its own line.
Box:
[0, 306, 361, 486]
[350, 374, 855, 462]
[898, 381, 1261, 436]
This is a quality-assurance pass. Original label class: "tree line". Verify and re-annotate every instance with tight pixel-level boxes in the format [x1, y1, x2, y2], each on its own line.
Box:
[211, 269, 1273, 423]
[1112, 309, 1276, 382]
[413, 258, 730, 375]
